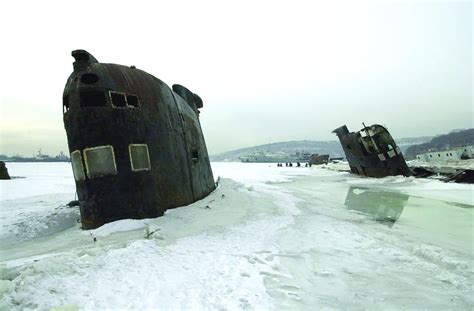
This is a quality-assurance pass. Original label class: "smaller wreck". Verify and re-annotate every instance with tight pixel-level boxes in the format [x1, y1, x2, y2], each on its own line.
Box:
[309, 154, 329, 165]
[0, 161, 10, 180]
[333, 124, 411, 178]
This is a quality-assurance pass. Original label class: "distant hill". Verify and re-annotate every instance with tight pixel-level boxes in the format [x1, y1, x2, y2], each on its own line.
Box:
[404, 128, 474, 159]
[210, 140, 344, 162]
[211, 136, 432, 162]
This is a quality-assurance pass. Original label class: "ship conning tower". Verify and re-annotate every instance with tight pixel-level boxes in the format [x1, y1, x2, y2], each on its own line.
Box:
[333, 123, 411, 178]
[63, 50, 215, 229]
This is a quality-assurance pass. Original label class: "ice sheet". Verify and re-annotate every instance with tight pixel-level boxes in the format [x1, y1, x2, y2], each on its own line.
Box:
[0, 162, 472, 310]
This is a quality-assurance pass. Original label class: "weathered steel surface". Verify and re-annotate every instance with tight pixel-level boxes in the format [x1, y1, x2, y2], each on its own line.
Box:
[63, 50, 215, 229]
[333, 124, 411, 178]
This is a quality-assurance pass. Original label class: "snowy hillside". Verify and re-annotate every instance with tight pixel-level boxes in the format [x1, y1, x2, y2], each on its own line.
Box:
[210, 136, 432, 162]
[210, 140, 345, 162]
[404, 128, 474, 159]
[0, 162, 472, 310]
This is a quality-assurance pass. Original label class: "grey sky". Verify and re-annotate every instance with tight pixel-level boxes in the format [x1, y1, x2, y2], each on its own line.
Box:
[0, 0, 472, 156]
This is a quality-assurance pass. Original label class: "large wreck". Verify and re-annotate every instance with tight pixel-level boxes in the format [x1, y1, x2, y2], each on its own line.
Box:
[63, 50, 216, 229]
[333, 124, 411, 178]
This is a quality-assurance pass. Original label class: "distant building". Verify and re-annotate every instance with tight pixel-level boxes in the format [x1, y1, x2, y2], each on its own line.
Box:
[416, 146, 473, 163]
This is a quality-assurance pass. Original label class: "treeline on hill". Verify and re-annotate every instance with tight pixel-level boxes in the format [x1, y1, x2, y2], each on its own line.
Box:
[404, 128, 474, 159]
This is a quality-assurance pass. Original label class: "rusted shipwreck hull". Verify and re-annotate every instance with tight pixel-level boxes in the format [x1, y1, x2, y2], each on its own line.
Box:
[333, 124, 411, 178]
[63, 50, 215, 229]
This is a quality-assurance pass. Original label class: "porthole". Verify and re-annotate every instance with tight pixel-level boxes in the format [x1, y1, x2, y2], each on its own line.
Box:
[81, 73, 99, 84]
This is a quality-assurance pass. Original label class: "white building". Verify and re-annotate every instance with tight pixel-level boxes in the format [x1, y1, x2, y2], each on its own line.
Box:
[416, 146, 473, 163]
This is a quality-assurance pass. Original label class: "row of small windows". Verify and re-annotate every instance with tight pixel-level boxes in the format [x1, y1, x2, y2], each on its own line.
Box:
[71, 144, 151, 181]
[109, 91, 139, 109]
[418, 152, 456, 159]
[417, 149, 469, 160]
[64, 91, 140, 112]
[428, 152, 454, 158]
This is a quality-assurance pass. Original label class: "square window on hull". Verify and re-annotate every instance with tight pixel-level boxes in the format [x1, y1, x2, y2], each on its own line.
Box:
[80, 91, 106, 107]
[129, 144, 151, 171]
[127, 95, 139, 108]
[71, 150, 85, 181]
[110, 92, 127, 108]
[84, 145, 117, 178]
[109, 91, 140, 109]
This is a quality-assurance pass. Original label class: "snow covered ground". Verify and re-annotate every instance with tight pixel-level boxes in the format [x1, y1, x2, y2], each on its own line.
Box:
[0, 162, 472, 310]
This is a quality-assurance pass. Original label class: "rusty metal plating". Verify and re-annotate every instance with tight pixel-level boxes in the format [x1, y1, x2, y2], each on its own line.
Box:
[333, 124, 411, 178]
[63, 50, 215, 229]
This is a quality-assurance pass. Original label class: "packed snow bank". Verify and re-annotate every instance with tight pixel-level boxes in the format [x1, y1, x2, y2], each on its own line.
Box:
[212, 162, 313, 185]
[86, 219, 153, 238]
[0, 162, 472, 310]
[0, 178, 291, 310]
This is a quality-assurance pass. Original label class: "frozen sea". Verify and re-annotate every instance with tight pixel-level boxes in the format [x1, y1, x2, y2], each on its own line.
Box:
[0, 162, 473, 310]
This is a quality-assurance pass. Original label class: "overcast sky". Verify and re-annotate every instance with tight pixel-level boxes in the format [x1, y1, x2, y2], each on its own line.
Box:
[0, 0, 472, 156]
